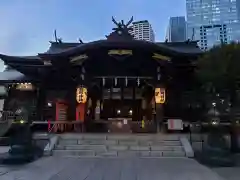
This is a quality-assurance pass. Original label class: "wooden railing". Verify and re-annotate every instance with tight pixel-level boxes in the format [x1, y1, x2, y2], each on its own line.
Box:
[32, 120, 157, 133]
[32, 121, 84, 133]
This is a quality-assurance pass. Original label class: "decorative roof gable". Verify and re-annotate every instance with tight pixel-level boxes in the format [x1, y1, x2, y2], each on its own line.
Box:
[106, 16, 134, 41]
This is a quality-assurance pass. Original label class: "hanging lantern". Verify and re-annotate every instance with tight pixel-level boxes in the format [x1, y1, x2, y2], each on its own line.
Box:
[125, 77, 128, 87]
[76, 87, 88, 103]
[155, 88, 166, 104]
[114, 78, 118, 86]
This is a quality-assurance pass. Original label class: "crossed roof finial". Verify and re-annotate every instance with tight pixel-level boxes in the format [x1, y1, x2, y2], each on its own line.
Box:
[111, 16, 133, 32]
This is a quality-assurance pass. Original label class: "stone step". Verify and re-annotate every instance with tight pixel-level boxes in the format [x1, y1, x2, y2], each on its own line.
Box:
[151, 150, 186, 157]
[58, 139, 181, 146]
[56, 144, 183, 151]
[58, 139, 78, 145]
[53, 150, 186, 157]
[150, 145, 183, 151]
[53, 150, 95, 157]
[95, 151, 118, 157]
[139, 141, 182, 146]
[59, 134, 181, 141]
[55, 134, 187, 158]
[77, 139, 117, 145]
[56, 145, 107, 151]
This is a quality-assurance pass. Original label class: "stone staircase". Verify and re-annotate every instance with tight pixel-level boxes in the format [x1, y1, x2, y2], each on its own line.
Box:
[53, 134, 187, 158]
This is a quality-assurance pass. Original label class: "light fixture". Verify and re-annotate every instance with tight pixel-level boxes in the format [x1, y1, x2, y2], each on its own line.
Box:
[129, 109, 133, 115]
[212, 102, 216, 107]
[211, 120, 219, 125]
[47, 102, 52, 107]
[117, 110, 121, 114]
[20, 120, 25, 124]
[16, 83, 34, 91]
[117, 121, 123, 128]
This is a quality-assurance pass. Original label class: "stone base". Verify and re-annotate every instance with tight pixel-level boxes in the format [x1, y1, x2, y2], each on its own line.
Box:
[0, 144, 43, 165]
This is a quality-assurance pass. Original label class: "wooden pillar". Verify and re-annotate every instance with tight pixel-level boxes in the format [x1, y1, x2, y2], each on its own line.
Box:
[132, 86, 136, 121]
[95, 100, 100, 120]
[156, 104, 164, 132]
[68, 85, 76, 122]
[141, 95, 148, 131]
[94, 85, 101, 121]
[36, 84, 45, 121]
[155, 86, 165, 133]
[142, 98, 147, 121]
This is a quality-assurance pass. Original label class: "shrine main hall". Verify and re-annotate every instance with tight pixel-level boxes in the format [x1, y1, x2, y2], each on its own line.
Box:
[0, 17, 202, 133]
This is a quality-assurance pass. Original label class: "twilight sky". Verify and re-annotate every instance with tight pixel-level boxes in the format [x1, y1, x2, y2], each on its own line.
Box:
[0, 0, 186, 69]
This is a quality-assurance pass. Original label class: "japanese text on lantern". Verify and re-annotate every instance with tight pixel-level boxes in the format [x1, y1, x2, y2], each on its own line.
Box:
[155, 88, 165, 104]
[76, 87, 87, 103]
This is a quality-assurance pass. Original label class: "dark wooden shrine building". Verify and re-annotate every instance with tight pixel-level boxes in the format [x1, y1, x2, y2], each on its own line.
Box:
[0, 18, 202, 133]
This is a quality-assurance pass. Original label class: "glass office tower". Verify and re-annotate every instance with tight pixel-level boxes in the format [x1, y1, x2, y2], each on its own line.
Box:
[186, 0, 240, 50]
[166, 16, 186, 42]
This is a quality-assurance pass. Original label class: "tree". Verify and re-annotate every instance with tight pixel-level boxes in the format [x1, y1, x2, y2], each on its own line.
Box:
[196, 42, 240, 152]
[198, 43, 240, 92]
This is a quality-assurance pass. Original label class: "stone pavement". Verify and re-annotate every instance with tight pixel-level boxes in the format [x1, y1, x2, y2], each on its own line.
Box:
[212, 167, 240, 180]
[0, 157, 224, 180]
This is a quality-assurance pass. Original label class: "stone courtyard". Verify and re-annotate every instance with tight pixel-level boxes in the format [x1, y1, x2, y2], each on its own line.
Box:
[0, 157, 225, 180]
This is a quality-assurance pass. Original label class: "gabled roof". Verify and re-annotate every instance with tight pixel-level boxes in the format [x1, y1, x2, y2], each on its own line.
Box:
[0, 40, 202, 68]
[39, 39, 174, 57]
[38, 40, 202, 59]
[0, 54, 42, 64]
[45, 42, 83, 54]
[0, 70, 31, 83]
[155, 41, 202, 55]
[0, 17, 203, 68]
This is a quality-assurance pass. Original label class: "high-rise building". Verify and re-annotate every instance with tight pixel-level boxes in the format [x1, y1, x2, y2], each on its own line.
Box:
[166, 16, 186, 42]
[186, 0, 240, 50]
[129, 20, 155, 42]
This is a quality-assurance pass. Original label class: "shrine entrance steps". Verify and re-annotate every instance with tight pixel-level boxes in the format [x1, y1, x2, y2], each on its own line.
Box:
[52, 134, 191, 158]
